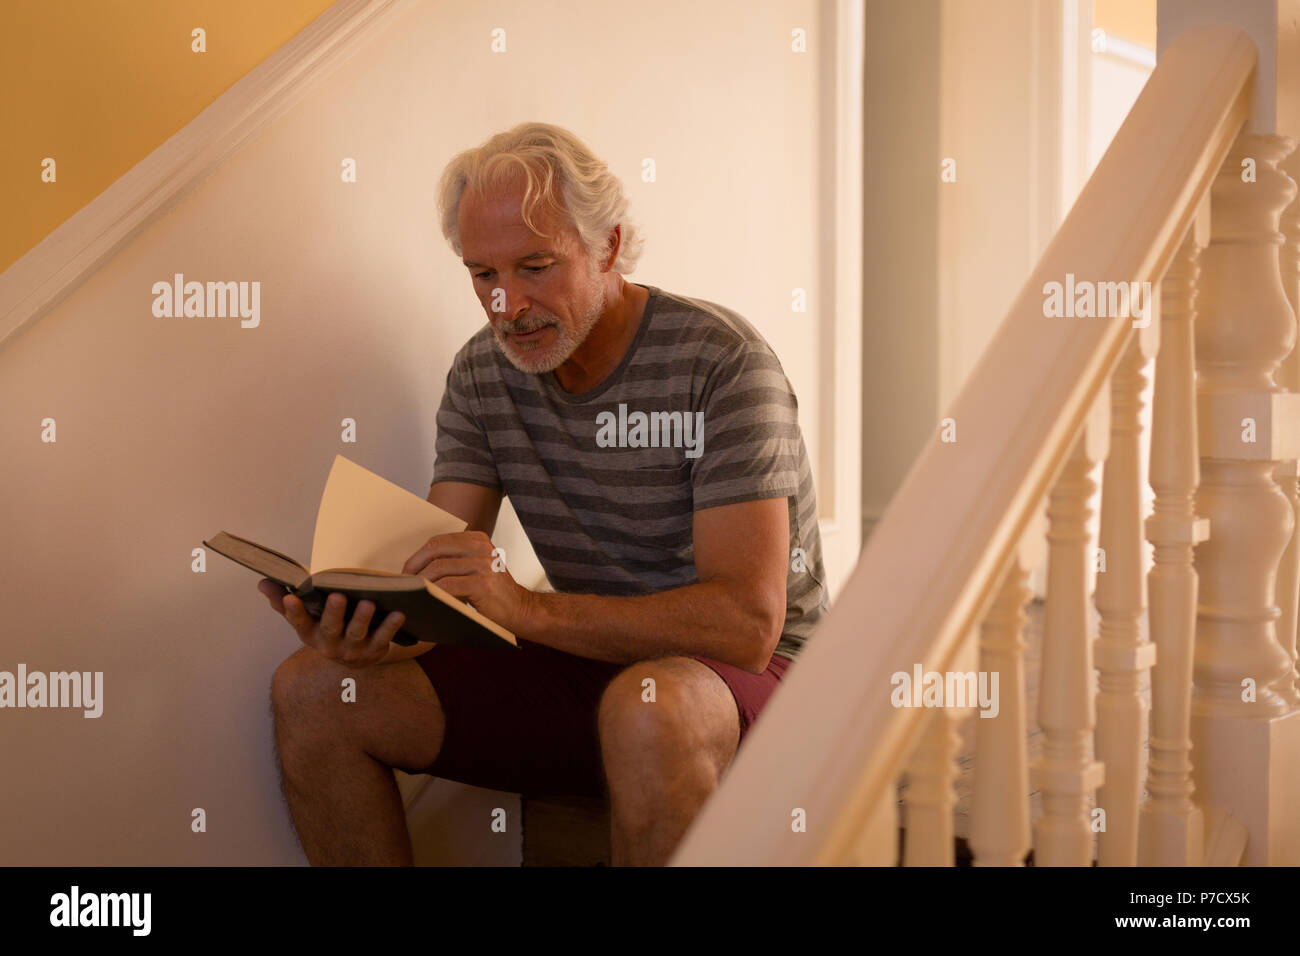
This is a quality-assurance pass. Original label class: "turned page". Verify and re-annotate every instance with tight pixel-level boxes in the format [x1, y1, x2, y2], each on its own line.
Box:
[309, 454, 466, 574]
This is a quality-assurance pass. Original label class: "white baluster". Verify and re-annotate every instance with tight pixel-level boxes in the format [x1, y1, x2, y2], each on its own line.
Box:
[1033, 395, 1109, 865]
[1194, 132, 1298, 713]
[970, 525, 1040, 867]
[1139, 218, 1210, 866]
[1192, 132, 1300, 865]
[850, 781, 899, 866]
[1096, 316, 1160, 866]
[901, 705, 962, 866]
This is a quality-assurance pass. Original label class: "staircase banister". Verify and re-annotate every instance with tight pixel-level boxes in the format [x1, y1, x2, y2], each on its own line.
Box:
[671, 24, 1257, 866]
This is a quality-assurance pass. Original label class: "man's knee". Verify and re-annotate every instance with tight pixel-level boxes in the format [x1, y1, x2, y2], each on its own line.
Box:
[271, 645, 339, 721]
[270, 645, 378, 739]
[271, 645, 445, 772]
[598, 660, 690, 743]
[596, 658, 737, 779]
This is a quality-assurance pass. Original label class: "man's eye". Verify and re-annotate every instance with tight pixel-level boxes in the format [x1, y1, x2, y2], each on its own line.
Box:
[473, 265, 549, 279]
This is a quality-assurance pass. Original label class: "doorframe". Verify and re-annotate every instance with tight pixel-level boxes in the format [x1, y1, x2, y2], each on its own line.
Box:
[816, 0, 865, 601]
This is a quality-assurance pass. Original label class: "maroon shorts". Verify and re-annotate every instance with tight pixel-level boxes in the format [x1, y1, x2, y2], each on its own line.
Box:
[407, 638, 794, 798]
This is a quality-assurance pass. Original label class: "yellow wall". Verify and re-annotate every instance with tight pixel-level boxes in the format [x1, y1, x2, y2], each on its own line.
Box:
[0, 0, 336, 273]
[1095, 0, 1156, 48]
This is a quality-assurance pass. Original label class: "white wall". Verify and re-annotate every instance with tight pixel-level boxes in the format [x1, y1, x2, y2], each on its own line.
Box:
[861, 0, 941, 541]
[938, 0, 1063, 415]
[863, 0, 1160, 601]
[862, 0, 1072, 540]
[1090, 53, 1153, 172]
[0, 0, 834, 864]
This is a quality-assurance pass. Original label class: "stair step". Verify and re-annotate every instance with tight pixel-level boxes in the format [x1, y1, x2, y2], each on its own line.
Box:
[521, 794, 611, 867]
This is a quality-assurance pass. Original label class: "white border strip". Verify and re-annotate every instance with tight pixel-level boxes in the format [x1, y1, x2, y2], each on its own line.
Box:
[0, 0, 407, 352]
[1093, 29, 1157, 68]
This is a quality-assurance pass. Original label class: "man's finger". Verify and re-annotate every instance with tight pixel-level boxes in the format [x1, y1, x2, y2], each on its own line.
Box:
[411, 556, 483, 584]
[283, 594, 304, 631]
[259, 579, 288, 614]
[284, 595, 322, 647]
[342, 600, 378, 645]
[426, 573, 479, 605]
[379, 611, 407, 640]
[352, 611, 406, 666]
[315, 592, 348, 649]
[401, 532, 489, 574]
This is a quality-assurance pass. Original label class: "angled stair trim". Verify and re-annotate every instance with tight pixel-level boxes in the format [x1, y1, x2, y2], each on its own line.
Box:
[0, 0, 407, 352]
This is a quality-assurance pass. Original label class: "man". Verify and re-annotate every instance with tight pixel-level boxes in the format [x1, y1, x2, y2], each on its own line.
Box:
[262, 122, 827, 866]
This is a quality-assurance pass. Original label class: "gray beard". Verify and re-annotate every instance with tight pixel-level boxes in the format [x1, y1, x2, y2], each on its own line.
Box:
[494, 280, 608, 375]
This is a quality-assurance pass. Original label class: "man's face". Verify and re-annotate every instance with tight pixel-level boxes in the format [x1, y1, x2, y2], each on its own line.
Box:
[458, 180, 609, 374]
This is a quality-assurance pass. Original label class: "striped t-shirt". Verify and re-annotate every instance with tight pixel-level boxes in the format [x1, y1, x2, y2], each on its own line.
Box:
[432, 282, 827, 662]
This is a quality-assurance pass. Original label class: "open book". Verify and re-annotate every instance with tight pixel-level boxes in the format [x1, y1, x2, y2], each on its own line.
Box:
[205, 455, 517, 650]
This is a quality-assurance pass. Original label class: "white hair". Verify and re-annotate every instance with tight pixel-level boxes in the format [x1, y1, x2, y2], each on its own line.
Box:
[436, 122, 645, 273]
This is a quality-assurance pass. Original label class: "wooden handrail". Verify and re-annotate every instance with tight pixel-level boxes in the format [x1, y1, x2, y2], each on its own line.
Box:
[671, 24, 1257, 866]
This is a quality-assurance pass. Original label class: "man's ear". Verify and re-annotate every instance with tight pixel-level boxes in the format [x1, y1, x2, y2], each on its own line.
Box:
[602, 225, 621, 271]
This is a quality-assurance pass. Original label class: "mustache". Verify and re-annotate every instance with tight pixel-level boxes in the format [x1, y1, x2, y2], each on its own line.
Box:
[499, 318, 556, 335]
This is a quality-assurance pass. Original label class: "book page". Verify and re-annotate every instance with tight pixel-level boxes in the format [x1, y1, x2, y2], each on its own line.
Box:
[309, 455, 467, 574]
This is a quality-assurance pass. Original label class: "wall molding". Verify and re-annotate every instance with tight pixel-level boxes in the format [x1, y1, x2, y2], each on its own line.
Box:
[1095, 30, 1158, 68]
[0, 0, 407, 352]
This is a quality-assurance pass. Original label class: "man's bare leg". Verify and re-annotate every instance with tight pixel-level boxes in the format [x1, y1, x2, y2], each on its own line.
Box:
[271, 645, 444, 865]
[597, 657, 740, 866]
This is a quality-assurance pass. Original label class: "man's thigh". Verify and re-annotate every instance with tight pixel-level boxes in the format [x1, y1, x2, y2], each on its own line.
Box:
[410, 638, 625, 798]
[408, 639, 795, 798]
[688, 651, 794, 747]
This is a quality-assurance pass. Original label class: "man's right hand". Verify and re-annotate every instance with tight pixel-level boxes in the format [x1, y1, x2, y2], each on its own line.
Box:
[257, 578, 407, 668]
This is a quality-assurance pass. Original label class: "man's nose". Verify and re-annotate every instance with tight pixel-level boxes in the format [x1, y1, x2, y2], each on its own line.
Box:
[487, 278, 530, 320]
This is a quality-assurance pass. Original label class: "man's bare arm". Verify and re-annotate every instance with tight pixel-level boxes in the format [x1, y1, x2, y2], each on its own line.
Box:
[521, 496, 789, 674]
[429, 480, 505, 537]
[378, 481, 504, 664]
